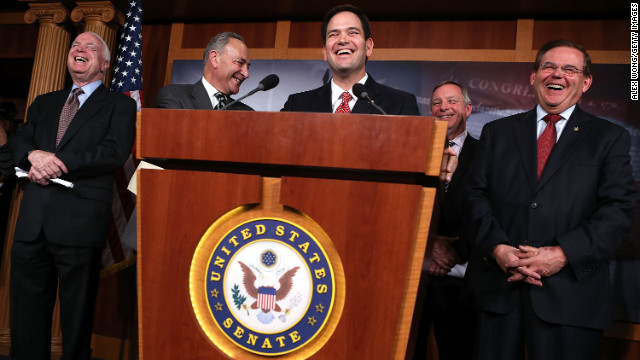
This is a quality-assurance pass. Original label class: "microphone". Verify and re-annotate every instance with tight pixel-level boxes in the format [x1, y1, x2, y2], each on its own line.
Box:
[221, 74, 280, 110]
[352, 83, 387, 115]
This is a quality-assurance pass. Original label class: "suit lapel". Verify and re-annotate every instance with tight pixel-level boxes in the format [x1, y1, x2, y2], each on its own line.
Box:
[512, 109, 538, 191]
[536, 106, 590, 189]
[448, 136, 477, 191]
[311, 82, 333, 113]
[191, 81, 214, 110]
[44, 90, 70, 151]
[352, 76, 379, 114]
[57, 86, 107, 149]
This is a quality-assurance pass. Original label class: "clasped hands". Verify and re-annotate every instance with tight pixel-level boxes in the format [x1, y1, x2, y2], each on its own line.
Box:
[492, 244, 568, 287]
[27, 150, 68, 186]
[427, 234, 461, 276]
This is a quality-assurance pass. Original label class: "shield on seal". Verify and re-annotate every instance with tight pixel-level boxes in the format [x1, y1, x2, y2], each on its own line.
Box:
[257, 286, 276, 311]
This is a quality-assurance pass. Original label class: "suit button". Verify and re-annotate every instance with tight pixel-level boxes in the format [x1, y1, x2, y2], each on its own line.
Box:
[530, 202, 538, 209]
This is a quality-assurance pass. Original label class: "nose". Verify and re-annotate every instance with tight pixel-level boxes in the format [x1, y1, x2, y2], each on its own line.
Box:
[551, 67, 563, 77]
[337, 32, 349, 44]
[240, 66, 249, 79]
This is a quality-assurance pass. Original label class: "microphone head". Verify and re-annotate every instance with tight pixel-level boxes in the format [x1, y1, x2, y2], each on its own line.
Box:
[257, 74, 280, 91]
[352, 83, 369, 100]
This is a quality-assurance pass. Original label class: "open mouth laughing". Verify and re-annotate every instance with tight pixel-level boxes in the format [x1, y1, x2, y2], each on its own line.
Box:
[336, 49, 353, 56]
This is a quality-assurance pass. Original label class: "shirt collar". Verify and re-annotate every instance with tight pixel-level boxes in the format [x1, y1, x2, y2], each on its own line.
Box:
[535, 104, 576, 123]
[449, 130, 468, 155]
[201, 77, 226, 106]
[71, 80, 102, 107]
[330, 73, 369, 107]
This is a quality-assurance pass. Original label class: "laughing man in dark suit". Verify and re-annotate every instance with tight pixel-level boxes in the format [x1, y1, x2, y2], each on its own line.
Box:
[465, 39, 639, 360]
[157, 31, 254, 111]
[8, 32, 136, 359]
[421, 80, 477, 360]
[281, 4, 419, 115]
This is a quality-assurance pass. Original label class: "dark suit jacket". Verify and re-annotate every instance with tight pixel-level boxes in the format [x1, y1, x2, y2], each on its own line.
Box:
[438, 134, 478, 262]
[464, 106, 639, 330]
[280, 75, 420, 115]
[156, 80, 254, 111]
[9, 85, 137, 248]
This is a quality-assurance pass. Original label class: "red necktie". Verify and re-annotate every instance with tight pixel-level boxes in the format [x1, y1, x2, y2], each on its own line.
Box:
[56, 87, 84, 147]
[335, 92, 352, 114]
[537, 114, 562, 180]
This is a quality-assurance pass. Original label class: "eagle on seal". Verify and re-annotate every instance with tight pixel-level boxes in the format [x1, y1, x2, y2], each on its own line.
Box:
[238, 261, 299, 314]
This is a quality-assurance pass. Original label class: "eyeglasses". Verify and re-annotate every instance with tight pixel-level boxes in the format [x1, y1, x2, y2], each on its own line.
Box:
[538, 62, 583, 77]
[220, 53, 249, 69]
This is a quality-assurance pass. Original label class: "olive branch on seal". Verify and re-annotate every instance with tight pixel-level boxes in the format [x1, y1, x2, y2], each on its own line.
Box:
[232, 284, 246, 310]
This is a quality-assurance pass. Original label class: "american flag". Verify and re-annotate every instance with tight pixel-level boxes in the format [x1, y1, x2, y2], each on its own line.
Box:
[102, 0, 143, 271]
[111, 0, 143, 109]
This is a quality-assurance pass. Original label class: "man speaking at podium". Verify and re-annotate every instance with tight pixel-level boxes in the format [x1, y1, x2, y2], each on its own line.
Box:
[8, 32, 136, 360]
[281, 4, 420, 116]
[157, 32, 254, 111]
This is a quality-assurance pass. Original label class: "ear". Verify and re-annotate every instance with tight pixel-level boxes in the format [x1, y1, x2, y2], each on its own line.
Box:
[581, 75, 593, 93]
[529, 70, 536, 86]
[209, 50, 219, 69]
[101, 60, 109, 73]
[465, 102, 473, 118]
[322, 46, 328, 62]
[365, 38, 374, 57]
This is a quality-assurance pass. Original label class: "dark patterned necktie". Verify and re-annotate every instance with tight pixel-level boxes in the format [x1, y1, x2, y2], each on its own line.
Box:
[335, 92, 352, 114]
[56, 88, 84, 147]
[444, 140, 456, 192]
[213, 92, 229, 110]
[537, 114, 562, 180]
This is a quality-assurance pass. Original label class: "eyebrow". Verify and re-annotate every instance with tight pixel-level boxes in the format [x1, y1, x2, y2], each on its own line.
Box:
[72, 41, 97, 48]
[328, 26, 362, 34]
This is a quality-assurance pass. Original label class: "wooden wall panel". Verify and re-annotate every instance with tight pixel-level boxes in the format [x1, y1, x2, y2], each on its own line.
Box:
[182, 22, 278, 48]
[0, 24, 38, 58]
[289, 21, 322, 48]
[142, 24, 171, 108]
[288, 20, 518, 50]
[533, 20, 628, 51]
[372, 21, 517, 49]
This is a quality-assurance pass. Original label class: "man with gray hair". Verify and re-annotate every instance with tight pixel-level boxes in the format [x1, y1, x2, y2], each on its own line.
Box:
[417, 80, 477, 360]
[9, 31, 136, 359]
[157, 31, 253, 110]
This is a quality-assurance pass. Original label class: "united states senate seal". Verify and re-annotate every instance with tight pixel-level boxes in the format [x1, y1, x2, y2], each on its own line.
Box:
[190, 215, 342, 358]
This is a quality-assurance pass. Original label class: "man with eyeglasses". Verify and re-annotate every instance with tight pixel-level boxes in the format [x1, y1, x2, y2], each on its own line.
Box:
[157, 32, 254, 110]
[464, 39, 638, 360]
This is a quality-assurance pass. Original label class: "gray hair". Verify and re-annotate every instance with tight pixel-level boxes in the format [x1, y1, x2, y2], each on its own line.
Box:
[431, 80, 471, 106]
[83, 31, 110, 63]
[203, 32, 245, 64]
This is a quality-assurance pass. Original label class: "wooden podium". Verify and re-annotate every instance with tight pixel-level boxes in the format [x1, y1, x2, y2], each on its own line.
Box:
[137, 108, 446, 359]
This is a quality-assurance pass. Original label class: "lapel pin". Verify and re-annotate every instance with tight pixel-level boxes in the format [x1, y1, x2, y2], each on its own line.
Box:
[573, 127, 579, 131]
